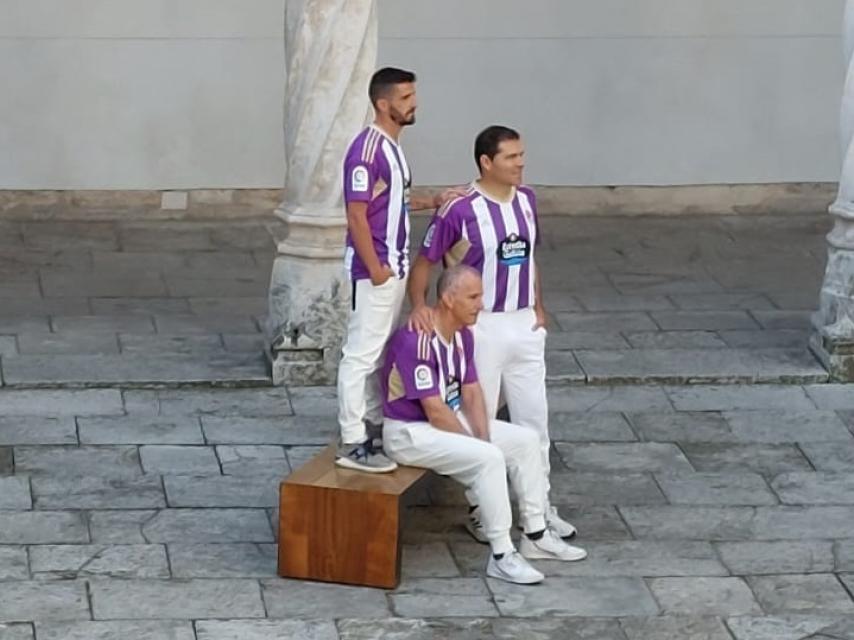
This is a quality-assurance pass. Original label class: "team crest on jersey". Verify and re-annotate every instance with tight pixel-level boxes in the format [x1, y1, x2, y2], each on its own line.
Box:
[497, 233, 531, 266]
[423, 223, 436, 248]
[351, 166, 369, 192]
[414, 364, 434, 390]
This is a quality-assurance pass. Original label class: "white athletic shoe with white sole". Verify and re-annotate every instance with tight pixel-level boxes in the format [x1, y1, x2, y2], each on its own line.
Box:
[519, 529, 587, 562]
[486, 550, 544, 585]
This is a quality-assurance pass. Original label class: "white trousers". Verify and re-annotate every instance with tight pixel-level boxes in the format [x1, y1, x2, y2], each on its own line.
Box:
[472, 308, 552, 503]
[384, 417, 546, 555]
[337, 276, 407, 444]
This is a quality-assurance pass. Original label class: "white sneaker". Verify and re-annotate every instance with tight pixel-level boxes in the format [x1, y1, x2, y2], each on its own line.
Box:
[547, 505, 577, 539]
[519, 529, 587, 562]
[486, 550, 544, 585]
[464, 506, 490, 544]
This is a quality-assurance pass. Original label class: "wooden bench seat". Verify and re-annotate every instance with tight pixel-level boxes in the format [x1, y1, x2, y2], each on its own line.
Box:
[277, 443, 429, 589]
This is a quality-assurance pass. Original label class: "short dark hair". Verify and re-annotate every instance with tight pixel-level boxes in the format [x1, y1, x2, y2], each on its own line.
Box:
[369, 67, 416, 106]
[474, 125, 520, 173]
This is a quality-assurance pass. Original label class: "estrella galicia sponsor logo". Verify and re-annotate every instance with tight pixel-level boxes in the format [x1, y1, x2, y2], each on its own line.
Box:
[445, 376, 461, 411]
[414, 364, 434, 390]
[497, 233, 530, 266]
[351, 165, 369, 192]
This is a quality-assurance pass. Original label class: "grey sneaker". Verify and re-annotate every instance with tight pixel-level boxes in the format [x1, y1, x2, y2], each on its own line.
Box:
[486, 550, 544, 585]
[547, 506, 577, 539]
[335, 438, 398, 473]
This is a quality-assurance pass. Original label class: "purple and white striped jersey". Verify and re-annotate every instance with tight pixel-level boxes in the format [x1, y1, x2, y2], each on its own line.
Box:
[420, 183, 540, 313]
[382, 325, 479, 423]
[342, 125, 412, 281]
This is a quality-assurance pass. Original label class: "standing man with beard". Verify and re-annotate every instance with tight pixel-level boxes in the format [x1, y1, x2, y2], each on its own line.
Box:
[407, 125, 577, 539]
[336, 67, 451, 472]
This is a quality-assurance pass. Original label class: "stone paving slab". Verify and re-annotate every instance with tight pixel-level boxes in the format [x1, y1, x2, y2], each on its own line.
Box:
[90, 578, 266, 620]
[391, 578, 499, 618]
[32, 475, 165, 509]
[124, 388, 292, 417]
[167, 543, 277, 578]
[680, 443, 813, 475]
[29, 544, 169, 579]
[557, 442, 692, 472]
[164, 475, 277, 508]
[623, 330, 728, 349]
[655, 472, 778, 506]
[547, 386, 674, 413]
[78, 416, 204, 445]
[620, 616, 734, 640]
[0, 477, 32, 510]
[0, 336, 18, 357]
[201, 416, 335, 444]
[0, 581, 90, 622]
[118, 334, 227, 356]
[547, 412, 637, 442]
[648, 577, 762, 615]
[260, 579, 391, 618]
[336, 618, 498, 640]
[0, 511, 88, 544]
[799, 442, 854, 472]
[0, 547, 28, 580]
[718, 329, 809, 349]
[0, 389, 123, 415]
[1, 353, 270, 386]
[805, 384, 854, 410]
[771, 473, 854, 505]
[35, 621, 196, 640]
[216, 445, 289, 476]
[88, 510, 158, 544]
[715, 541, 836, 575]
[195, 620, 337, 640]
[401, 543, 461, 578]
[575, 348, 827, 384]
[665, 385, 817, 411]
[722, 411, 853, 443]
[488, 577, 659, 617]
[141, 509, 274, 543]
[15, 331, 120, 356]
[726, 615, 854, 640]
[14, 445, 141, 477]
[747, 574, 854, 614]
[547, 471, 666, 505]
[140, 445, 221, 475]
[0, 624, 34, 640]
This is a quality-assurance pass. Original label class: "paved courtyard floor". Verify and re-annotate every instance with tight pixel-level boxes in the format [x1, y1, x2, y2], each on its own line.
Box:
[1, 214, 853, 639]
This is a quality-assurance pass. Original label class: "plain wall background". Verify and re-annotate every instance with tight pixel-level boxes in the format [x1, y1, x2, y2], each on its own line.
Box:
[0, 0, 846, 189]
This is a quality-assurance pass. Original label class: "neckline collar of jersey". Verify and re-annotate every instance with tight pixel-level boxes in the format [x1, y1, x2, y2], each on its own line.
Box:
[471, 180, 517, 205]
[369, 123, 401, 146]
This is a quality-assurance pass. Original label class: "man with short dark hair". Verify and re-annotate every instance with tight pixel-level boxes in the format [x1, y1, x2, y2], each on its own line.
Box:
[383, 265, 586, 584]
[407, 126, 577, 540]
[336, 67, 454, 473]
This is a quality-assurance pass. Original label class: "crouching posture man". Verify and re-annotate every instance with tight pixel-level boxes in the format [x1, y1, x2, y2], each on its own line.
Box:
[380, 265, 586, 584]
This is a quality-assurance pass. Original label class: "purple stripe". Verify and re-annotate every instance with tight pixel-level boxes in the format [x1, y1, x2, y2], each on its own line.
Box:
[488, 200, 509, 312]
[512, 196, 531, 310]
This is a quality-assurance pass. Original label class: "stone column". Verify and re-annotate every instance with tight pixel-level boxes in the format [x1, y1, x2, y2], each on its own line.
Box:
[266, 0, 377, 385]
[811, 0, 854, 380]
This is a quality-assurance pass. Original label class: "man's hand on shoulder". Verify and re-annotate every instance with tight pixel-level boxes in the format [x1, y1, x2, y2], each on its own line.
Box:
[433, 185, 469, 209]
[407, 304, 435, 333]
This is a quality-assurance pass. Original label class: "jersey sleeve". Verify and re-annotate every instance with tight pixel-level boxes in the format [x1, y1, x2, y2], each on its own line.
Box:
[420, 203, 463, 263]
[343, 146, 380, 205]
[460, 328, 479, 384]
[519, 185, 540, 246]
[395, 332, 442, 400]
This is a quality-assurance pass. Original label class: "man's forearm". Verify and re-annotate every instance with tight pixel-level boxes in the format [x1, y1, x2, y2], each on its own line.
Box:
[407, 256, 433, 308]
[462, 384, 490, 441]
[347, 206, 383, 275]
[409, 190, 438, 211]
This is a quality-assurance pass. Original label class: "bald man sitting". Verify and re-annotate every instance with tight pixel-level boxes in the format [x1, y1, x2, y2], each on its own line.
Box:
[379, 265, 587, 585]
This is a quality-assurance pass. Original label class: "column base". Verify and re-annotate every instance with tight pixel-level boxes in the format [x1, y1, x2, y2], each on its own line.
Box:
[809, 330, 854, 382]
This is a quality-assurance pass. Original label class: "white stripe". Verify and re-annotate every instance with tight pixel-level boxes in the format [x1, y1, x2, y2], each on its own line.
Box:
[381, 140, 403, 274]
[517, 190, 537, 307]
[455, 332, 466, 384]
[361, 129, 377, 162]
[471, 196, 498, 311]
[399, 146, 411, 274]
[430, 337, 447, 400]
[499, 200, 520, 312]
[445, 339, 455, 380]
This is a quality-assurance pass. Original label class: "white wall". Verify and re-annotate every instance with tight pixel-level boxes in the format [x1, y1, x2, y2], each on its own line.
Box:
[0, 0, 846, 189]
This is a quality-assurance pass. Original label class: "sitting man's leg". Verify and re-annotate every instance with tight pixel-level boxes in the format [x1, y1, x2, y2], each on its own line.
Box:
[487, 419, 587, 561]
[383, 419, 544, 585]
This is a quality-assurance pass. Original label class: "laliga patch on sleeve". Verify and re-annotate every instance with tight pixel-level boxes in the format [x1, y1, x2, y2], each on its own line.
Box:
[423, 222, 436, 248]
[414, 364, 434, 390]
[351, 165, 369, 192]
